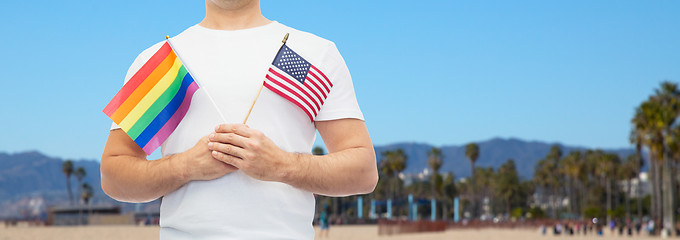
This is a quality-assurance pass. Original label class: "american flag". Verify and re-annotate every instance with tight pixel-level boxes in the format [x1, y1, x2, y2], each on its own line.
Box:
[264, 44, 333, 122]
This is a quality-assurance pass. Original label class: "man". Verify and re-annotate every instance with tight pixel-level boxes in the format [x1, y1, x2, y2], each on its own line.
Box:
[100, 0, 377, 239]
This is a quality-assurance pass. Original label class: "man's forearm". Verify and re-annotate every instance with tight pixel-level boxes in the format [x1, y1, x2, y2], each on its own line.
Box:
[283, 146, 378, 197]
[101, 153, 187, 203]
[101, 130, 235, 203]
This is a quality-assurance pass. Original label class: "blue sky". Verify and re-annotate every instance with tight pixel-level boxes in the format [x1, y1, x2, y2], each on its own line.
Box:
[0, 1, 677, 160]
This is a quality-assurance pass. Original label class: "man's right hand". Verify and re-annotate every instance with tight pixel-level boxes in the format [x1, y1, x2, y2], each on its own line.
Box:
[180, 134, 238, 181]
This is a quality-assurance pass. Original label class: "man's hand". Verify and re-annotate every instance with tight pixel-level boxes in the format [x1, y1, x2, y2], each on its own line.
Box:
[183, 134, 239, 181]
[208, 124, 294, 182]
[101, 129, 237, 203]
[208, 119, 377, 197]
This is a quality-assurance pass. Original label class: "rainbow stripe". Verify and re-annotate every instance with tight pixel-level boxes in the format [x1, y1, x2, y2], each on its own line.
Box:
[103, 41, 199, 155]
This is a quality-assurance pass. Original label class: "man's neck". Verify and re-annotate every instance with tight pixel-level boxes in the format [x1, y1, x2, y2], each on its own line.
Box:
[199, 0, 271, 30]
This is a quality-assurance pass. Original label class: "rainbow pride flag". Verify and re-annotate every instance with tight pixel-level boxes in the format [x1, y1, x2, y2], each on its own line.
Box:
[103, 41, 199, 155]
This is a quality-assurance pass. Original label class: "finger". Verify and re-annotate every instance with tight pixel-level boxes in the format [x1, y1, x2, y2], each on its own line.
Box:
[210, 132, 248, 148]
[212, 150, 242, 167]
[215, 124, 255, 137]
[209, 142, 246, 159]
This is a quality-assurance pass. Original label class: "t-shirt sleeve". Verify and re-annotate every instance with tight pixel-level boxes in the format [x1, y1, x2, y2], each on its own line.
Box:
[314, 42, 364, 122]
[110, 42, 165, 130]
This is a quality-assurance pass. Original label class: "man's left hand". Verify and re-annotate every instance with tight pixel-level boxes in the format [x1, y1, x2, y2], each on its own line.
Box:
[208, 123, 297, 182]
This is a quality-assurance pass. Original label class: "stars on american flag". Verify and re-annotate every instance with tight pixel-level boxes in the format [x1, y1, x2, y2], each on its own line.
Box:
[274, 46, 311, 84]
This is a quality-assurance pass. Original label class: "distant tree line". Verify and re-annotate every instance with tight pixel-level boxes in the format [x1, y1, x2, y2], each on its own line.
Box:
[312, 81, 678, 233]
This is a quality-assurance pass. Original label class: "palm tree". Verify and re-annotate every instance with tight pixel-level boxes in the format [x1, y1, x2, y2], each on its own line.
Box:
[594, 151, 619, 224]
[442, 172, 457, 220]
[81, 183, 94, 205]
[631, 81, 680, 232]
[629, 117, 646, 222]
[560, 151, 583, 218]
[654, 82, 680, 235]
[73, 167, 86, 224]
[465, 143, 479, 217]
[389, 150, 407, 203]
[534, 156, 560, 219]
[390, 150, 407, 218]
[573, 151, 588, 217]
[79, 182, 95, 225]
[74, 167, 86, 202]
[379, 149, 407, 218]
[391, 149, 407, 198]
[633, 99, 663, 223]
[474, 167, 494, 217]
[427, 147, 443, 220]
[427, 147, 443, 199]
[62, 160, 74, 205]
[619, 154, 639, 221]
[496, 159, 519, 217]
[546, 145, 562, 218]
[465, 143, 480, 179]
[379, 151, 396, 199]
[533, 160, 549, 215]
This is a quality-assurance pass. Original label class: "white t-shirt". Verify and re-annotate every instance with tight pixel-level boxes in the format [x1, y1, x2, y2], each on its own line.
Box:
[111, 21, 363, 239]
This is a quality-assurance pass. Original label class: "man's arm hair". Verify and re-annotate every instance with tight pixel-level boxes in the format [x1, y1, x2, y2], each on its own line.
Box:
[100, 130, 188, 202]
[284, 118, 378, 197]
[101, 129, 235, 202]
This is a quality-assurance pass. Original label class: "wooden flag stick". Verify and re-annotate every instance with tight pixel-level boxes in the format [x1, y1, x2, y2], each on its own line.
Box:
[242, 33, 289, 124]
[242, 84, 264, 124]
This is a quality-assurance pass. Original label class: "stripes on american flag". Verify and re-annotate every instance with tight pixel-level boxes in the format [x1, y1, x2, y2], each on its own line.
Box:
[263, 44, 333, 122]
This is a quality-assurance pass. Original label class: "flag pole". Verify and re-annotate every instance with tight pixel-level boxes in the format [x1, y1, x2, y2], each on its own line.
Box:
[165, 35, 228, 123]
[242, 33, 289, 124]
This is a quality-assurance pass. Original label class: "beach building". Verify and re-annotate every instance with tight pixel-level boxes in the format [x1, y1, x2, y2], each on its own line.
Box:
[46, 205, 133, 225]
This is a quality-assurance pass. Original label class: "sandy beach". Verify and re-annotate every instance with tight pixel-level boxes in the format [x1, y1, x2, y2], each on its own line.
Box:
[0, 225, 661, 240]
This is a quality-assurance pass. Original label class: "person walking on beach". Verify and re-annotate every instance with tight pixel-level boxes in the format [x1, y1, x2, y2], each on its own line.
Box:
[319, 204, 330, 238]
[100, 0, 378, 239]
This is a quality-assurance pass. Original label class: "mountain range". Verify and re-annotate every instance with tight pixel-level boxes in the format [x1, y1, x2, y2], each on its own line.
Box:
[0, 151, 158, 219]
[0, 137, 636, 218]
